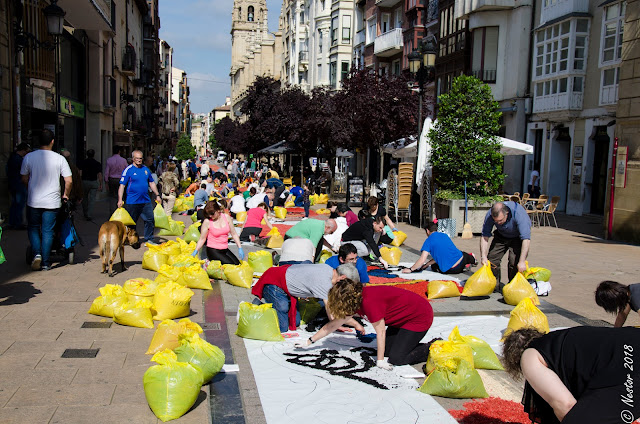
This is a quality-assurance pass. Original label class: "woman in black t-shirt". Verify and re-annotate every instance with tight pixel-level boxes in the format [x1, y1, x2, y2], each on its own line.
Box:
[595, 280, 640, 327]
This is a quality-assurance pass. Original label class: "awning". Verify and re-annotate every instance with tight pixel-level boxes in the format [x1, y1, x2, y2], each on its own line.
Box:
[499, 137, 534, 156]
[336, 148, 353, 158]
[256, 140, 295, 154]
[383, 136, 417, 158]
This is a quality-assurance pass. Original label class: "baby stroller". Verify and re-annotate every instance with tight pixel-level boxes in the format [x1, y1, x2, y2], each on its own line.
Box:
[25, 200, 80, 266]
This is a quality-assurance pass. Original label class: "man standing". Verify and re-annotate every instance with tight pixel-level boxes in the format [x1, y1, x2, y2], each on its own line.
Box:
[117, 150, 162, 244]
[480, 201, 532, 287]
[200, 161, 210, 179]
[527, 169, 541, 198]
[6, 142, 30, 229]
[78, 149, 103, 220]
[104, 146, 128, 213]
[20, 129, 72, 271]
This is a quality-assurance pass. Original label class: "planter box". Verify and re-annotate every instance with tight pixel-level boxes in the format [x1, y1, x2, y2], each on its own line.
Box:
[434, 199, 492, 236]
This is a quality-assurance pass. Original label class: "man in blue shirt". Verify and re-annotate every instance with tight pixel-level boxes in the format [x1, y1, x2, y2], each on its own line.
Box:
[402, 221, 477, 275]
[325, 243, 370, 284]
[117, 150, 162, 243]
[480, 201, 532, 285]
[193, 183, 208, 207]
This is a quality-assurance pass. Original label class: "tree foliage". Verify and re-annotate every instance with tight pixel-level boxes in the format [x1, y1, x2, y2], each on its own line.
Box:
[214, 116, 246, 154]
[429, 75, 503, 197]
[175, 133, 196, 161]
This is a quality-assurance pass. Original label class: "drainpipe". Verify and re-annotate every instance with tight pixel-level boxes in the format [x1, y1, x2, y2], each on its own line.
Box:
[607, 136, 618, 239]
[522, 0, 536, 194]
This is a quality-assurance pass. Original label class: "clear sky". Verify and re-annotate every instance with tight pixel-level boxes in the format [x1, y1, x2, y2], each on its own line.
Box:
[159, 0, 282, 114]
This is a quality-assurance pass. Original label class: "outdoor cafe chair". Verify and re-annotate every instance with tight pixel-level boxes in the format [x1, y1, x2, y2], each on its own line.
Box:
[540, 196, 560, 228]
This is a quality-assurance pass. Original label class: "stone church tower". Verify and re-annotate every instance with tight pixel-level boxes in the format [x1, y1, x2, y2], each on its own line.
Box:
[229, 0, 281, 119]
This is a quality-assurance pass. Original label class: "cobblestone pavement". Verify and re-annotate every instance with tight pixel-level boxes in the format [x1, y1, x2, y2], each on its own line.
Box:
[1, 193, 638, 423]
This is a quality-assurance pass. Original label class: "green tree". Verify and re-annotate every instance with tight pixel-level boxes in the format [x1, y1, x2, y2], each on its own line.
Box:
[175, 133, 196, 161]
[429, 75, 503, 197]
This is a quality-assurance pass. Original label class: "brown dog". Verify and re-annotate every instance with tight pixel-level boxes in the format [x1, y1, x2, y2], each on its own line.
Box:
[98, 220, 140, 276]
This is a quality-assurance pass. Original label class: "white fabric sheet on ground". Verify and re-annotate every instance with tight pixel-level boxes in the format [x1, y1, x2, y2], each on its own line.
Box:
[243, 314, 510, 423]
[393, 262, 463, 283]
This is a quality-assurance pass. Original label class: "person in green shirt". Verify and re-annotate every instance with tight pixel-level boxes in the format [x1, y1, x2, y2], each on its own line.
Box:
[285, 218, 337, 263]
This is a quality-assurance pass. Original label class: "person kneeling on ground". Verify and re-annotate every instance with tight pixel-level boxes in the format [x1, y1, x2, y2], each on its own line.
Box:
[402, 221, 476, 275]
[341, 215, 388, 269]
[239, 203, 272, 242]
[297, 279, 435, 369]
[502, 326, 640, 423]
[193, 200, 244, 264]
[279, 237, 315, 265]
[251, 263, 364, 333]
[595, 280, 640, 327]
[325, 243, 369, 284]
[284, 218, 337, 263]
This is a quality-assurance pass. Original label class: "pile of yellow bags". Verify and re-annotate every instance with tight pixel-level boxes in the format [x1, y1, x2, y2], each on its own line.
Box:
[316, 193, 329, 204]
[380, 246, 402, 266]
[158, 218, 185, 236]
[222, 261, 254, 288]
[266, 227, 284, 248]
[502, 272, 540, 306]
[155, 264, 212, 290]
[461, 262, 497, 297]
[247, 250, 273, 273]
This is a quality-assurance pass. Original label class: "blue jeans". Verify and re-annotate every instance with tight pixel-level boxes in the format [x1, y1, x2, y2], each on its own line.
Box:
[124, 202, 155, 241]
[294, 196, 304, 207]
[9, 185, 27, 227]
[303, 201, 310, 217]
[27, 206, 58, 266]
[262, 284, 300, 332]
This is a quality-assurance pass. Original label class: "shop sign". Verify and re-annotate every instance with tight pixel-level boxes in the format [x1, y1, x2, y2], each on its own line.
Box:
[60, 97, 85, 118]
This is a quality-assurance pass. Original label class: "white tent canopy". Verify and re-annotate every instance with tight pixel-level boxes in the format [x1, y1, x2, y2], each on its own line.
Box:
[498, 136, 534, 156]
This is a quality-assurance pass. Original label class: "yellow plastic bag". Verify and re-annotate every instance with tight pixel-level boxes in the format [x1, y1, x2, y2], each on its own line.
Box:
[427, 280, 461, 299]
[206, 260, 226, 280]
[182, 264, 213, 290]
[266, 234, 284, 248]
[315, 208, 330, 215]
[144, 349, 202, 422]
[142, 246, 169, 272]
[448, 326, 503, 370]
[158, 240, 182, 256]
[380, 246, 402, 266]
[273, 206, 287, 219]
[425, 340, 475, 374]
[177, 238, 197, 255]
[503, 297, 549, 340]
[154, 203, 171, 230]
[317, 193, 329, 204]
[172, 198, 184, 213]
[235, 211, 247, 222]
[390, 230, 407, 247]
[183, 197, 194, 209]
[155, 264, 187, 286]
[309, 194, 318, 205]
[235, 302, 284, 341]
[190, 212, 198, 223]
[175, 332, 225, 384]
[503, 272, 540, 306]
[123, 278, 158, 302]
[461, 262, 497, 297]
[113, 299, 154, 328]
[183, 222, 201, 244]
[158, 219, 184, 236]
[267, 227, 280, 237]
[523, 262, 551, 282]
[318, 250, 333, 264]
[88, 284, 128, 317]
[146, 318, 203, 355]
[418, 358, 488, 399]
[152, 281, 194, 321]
[248, 250, 273, 273]
[109, 207, 135, 226]
[222, 261, 254, 288]
[167, 253, 204, 268]
[299, 298, 322, 325]
[284, 200, 295, 208]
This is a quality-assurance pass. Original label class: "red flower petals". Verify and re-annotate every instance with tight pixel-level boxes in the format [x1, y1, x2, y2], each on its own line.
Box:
[448, 397, 530, 424]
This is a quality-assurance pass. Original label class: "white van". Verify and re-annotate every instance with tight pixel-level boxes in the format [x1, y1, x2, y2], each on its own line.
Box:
[216, 151, 227, 162]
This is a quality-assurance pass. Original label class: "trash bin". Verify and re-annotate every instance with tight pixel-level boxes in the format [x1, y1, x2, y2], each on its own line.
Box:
[347, 177, 364, 208]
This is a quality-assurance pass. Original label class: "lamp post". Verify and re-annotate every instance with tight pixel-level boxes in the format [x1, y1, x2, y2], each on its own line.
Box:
[43, 0, 65, 150]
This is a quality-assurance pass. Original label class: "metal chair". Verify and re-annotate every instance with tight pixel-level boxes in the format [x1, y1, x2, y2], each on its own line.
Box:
[540, 196, 560, 227]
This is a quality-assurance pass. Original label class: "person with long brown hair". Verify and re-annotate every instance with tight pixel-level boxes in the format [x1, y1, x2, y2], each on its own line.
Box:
[297, 279, 435, 370]
[502, 326, 640, 424]
[193, 200, 243, 264]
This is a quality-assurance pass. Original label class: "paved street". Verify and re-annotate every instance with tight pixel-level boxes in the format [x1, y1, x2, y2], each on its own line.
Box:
[1, 194, 638, 423]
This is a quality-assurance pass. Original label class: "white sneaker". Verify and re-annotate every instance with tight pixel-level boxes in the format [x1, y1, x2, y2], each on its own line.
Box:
[31, 254, 42, 271]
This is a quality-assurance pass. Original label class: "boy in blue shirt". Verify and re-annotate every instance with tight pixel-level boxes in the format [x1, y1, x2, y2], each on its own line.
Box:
[325, 243, 370, 284]
[402, 221, 476, 275]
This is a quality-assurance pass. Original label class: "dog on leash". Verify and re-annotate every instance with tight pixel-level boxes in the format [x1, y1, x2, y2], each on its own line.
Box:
[98, 220, 140, 276]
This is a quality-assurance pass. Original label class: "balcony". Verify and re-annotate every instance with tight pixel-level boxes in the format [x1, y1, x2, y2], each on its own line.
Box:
[471, 69, 496, 83]
[376, 0, 402, 7]
[355, 29, 365, 46]
[455, 0, 517, 20]
[122, 45, 137, 76]
[540, 0, 589, 25]
[600, 84, 618, 106]
[533, 92, 583, 113]
[299, 50, 309, 64]
[374, 28, 403, 57]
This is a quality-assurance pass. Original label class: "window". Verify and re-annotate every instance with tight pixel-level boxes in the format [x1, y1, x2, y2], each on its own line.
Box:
[300, 10, 305, 24]
[330, 62, 337, 88]
[471, 27, 498, 83]
[366, 16, 376, 45]
[602, 67, 619, 87]
[318, 29, 323, 53]
[381, 13, 390, 33]
[392, 59, 400, 75]
[534, 20, 571, 77]
[317, 64, 322, 84]
[341, 62, 349, 83]
[394, 7, 402, 29]
[342, 15, 351, 42]
[601, 1, 625, 64]
[248, 6, 254, 22]
[331, 16, 338, 45]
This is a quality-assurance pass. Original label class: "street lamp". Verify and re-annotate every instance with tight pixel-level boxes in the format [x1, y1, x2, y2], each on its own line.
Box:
[43, 0, 66, 37]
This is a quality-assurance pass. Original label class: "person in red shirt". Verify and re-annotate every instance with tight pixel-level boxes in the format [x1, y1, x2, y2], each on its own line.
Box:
[297, 280, 434, 370]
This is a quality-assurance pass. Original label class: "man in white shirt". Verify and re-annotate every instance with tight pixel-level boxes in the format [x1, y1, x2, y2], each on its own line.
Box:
[527, 169, 541, 198]
[229, 192, 246, 218]
[200, 162, 210, 179]
[21, 129, 72, 271]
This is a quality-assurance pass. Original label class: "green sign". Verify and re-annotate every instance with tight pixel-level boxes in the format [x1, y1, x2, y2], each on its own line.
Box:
[60, 97, 85, 118]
